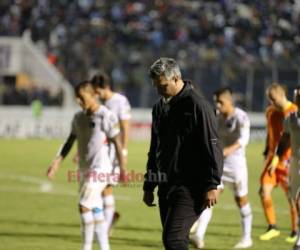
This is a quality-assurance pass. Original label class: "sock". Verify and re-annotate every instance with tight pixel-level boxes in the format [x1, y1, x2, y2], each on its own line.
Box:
[297, 235, 300, 246]
[195, 208, 213, 240]
[262, 197, 276, 226]
[296, 220, 300, 246]
[94, 208, 110, 250]
[103, 195, 115, 230]
[240, 203, 252, 240]
[80, 211, 95, 250]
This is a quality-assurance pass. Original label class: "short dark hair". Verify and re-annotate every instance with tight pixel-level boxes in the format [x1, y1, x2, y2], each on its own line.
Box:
[74, 80, 93, 97]
[91, 72, 111, 89]
[214, 86, 233, 98]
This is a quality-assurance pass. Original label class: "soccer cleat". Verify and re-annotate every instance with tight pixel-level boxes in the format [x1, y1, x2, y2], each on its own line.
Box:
[109, 211, 120, 236]
[190, 234, 205, 249]
[234, 238, 253, 249]
[286, 231, 298, 243]
[259, 228, 280, 241]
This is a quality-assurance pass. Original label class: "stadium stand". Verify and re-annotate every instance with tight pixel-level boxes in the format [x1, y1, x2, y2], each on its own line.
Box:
[1, 0, 300, 109]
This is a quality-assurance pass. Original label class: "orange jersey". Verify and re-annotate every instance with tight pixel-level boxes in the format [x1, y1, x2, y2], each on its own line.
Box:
[265, 102, 297, 162]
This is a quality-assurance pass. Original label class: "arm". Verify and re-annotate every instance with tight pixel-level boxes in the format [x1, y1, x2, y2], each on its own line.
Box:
[263, 134, 269, 159]
[143, 108, 158, 207]
[267, 116, 291, 175]
[119, 97, 131, 157]
[223, 142, 241, 158]
[110, 134, 127, 181]
[267, 132, 291, 175]
[119, 119, 130, 160]
[223, 113, 250, 157]
[196, 101, 223, 207]
[47, 133, 76, 180]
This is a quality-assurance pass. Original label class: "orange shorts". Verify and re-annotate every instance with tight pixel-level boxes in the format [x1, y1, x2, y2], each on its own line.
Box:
[260, 162, 289, 192]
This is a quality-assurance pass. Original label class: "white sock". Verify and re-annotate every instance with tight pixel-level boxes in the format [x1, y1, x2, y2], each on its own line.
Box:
[80, 211, 95, 250]
[103, 195, 115, 230]
[94, 208, 110, 250]
[240, 203, 252, 240]
[195, 208, 213, 239]
[296, 220, 300, 246]
[296, 234, 300, 246]
[95, 222, 110, 250]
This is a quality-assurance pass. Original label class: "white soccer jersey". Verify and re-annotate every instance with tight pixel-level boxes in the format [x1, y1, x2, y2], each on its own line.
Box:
[105, 93, 131, 121]
[218, 107, 250, 170]
[71, 106, 120, 172]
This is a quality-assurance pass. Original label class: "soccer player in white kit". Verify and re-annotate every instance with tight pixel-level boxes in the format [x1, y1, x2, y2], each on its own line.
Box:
[91, 73, 131, 233]
[190, 87, 253, 249]
[269, 86, 300, 250]
[47, 81, 126, 250]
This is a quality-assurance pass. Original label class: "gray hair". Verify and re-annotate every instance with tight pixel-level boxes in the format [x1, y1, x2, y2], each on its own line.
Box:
[149, 57, 182, 80]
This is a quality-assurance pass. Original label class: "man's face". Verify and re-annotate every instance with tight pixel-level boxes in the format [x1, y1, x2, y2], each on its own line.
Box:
[94, 87, 107, 101]
[268, 89, 284, 109]
[76, 87, 97, 110]
[214, 94, 232, 114]
[152, 75, 178, 98]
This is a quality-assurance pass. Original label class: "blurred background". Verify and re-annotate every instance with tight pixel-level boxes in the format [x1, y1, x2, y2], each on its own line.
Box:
[1, 2, 300, 249]
[1, 0, 300, 139]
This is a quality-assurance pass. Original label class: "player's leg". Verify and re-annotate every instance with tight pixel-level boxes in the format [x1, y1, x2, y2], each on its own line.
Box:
[79, 205, 95, 250]
[293, 193, 300, 249]
[278, 168, 298, 243]
[103, 163, 121, 235]
[190, 207, 212, 249]
[189, 183, 223, 249]
[259, 170, 280, 240]
[233, 167, 253, 248]
[102, 185, 119, 235]
[160, 186, 203, 250]
[94, 181, 110, 250]
[79, 173, 109, 250]
[234, 195, 253, 248]
[290, 161, 300, 250]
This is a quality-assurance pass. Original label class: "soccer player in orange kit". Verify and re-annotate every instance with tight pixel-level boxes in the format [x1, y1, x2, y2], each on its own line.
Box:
[259, 83, 298, 242]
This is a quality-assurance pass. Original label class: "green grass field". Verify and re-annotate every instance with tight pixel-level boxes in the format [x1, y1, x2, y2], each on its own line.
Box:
[0, 139, 295, 250]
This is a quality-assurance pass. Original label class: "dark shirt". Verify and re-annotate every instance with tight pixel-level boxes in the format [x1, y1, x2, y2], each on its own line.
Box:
[143, 82, 223, 194]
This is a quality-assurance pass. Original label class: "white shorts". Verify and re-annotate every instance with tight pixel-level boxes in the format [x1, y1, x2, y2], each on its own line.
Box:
[289, 158, 300, 200]
[221, 163, 248, 197]
[78, 169, 108, 214]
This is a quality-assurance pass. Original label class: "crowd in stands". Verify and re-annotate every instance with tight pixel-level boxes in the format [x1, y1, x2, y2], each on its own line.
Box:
[1, 84, 64, 106]
[0, 75, 64, 106]
[1, 0, 300, 108]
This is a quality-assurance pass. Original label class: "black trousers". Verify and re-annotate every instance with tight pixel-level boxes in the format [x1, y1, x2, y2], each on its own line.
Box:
[158, 185, 205, 250]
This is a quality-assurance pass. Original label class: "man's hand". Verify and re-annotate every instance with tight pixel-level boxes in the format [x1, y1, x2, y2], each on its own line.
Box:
[205, 189, 220, 208]
[267, 155, 279, 176]
[143, 191, 156, 207]
[223, 142, 241, 158]
[223, 147, 230, 158]
[267, 163, 276, 176]
[47, 157, 62, 180]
